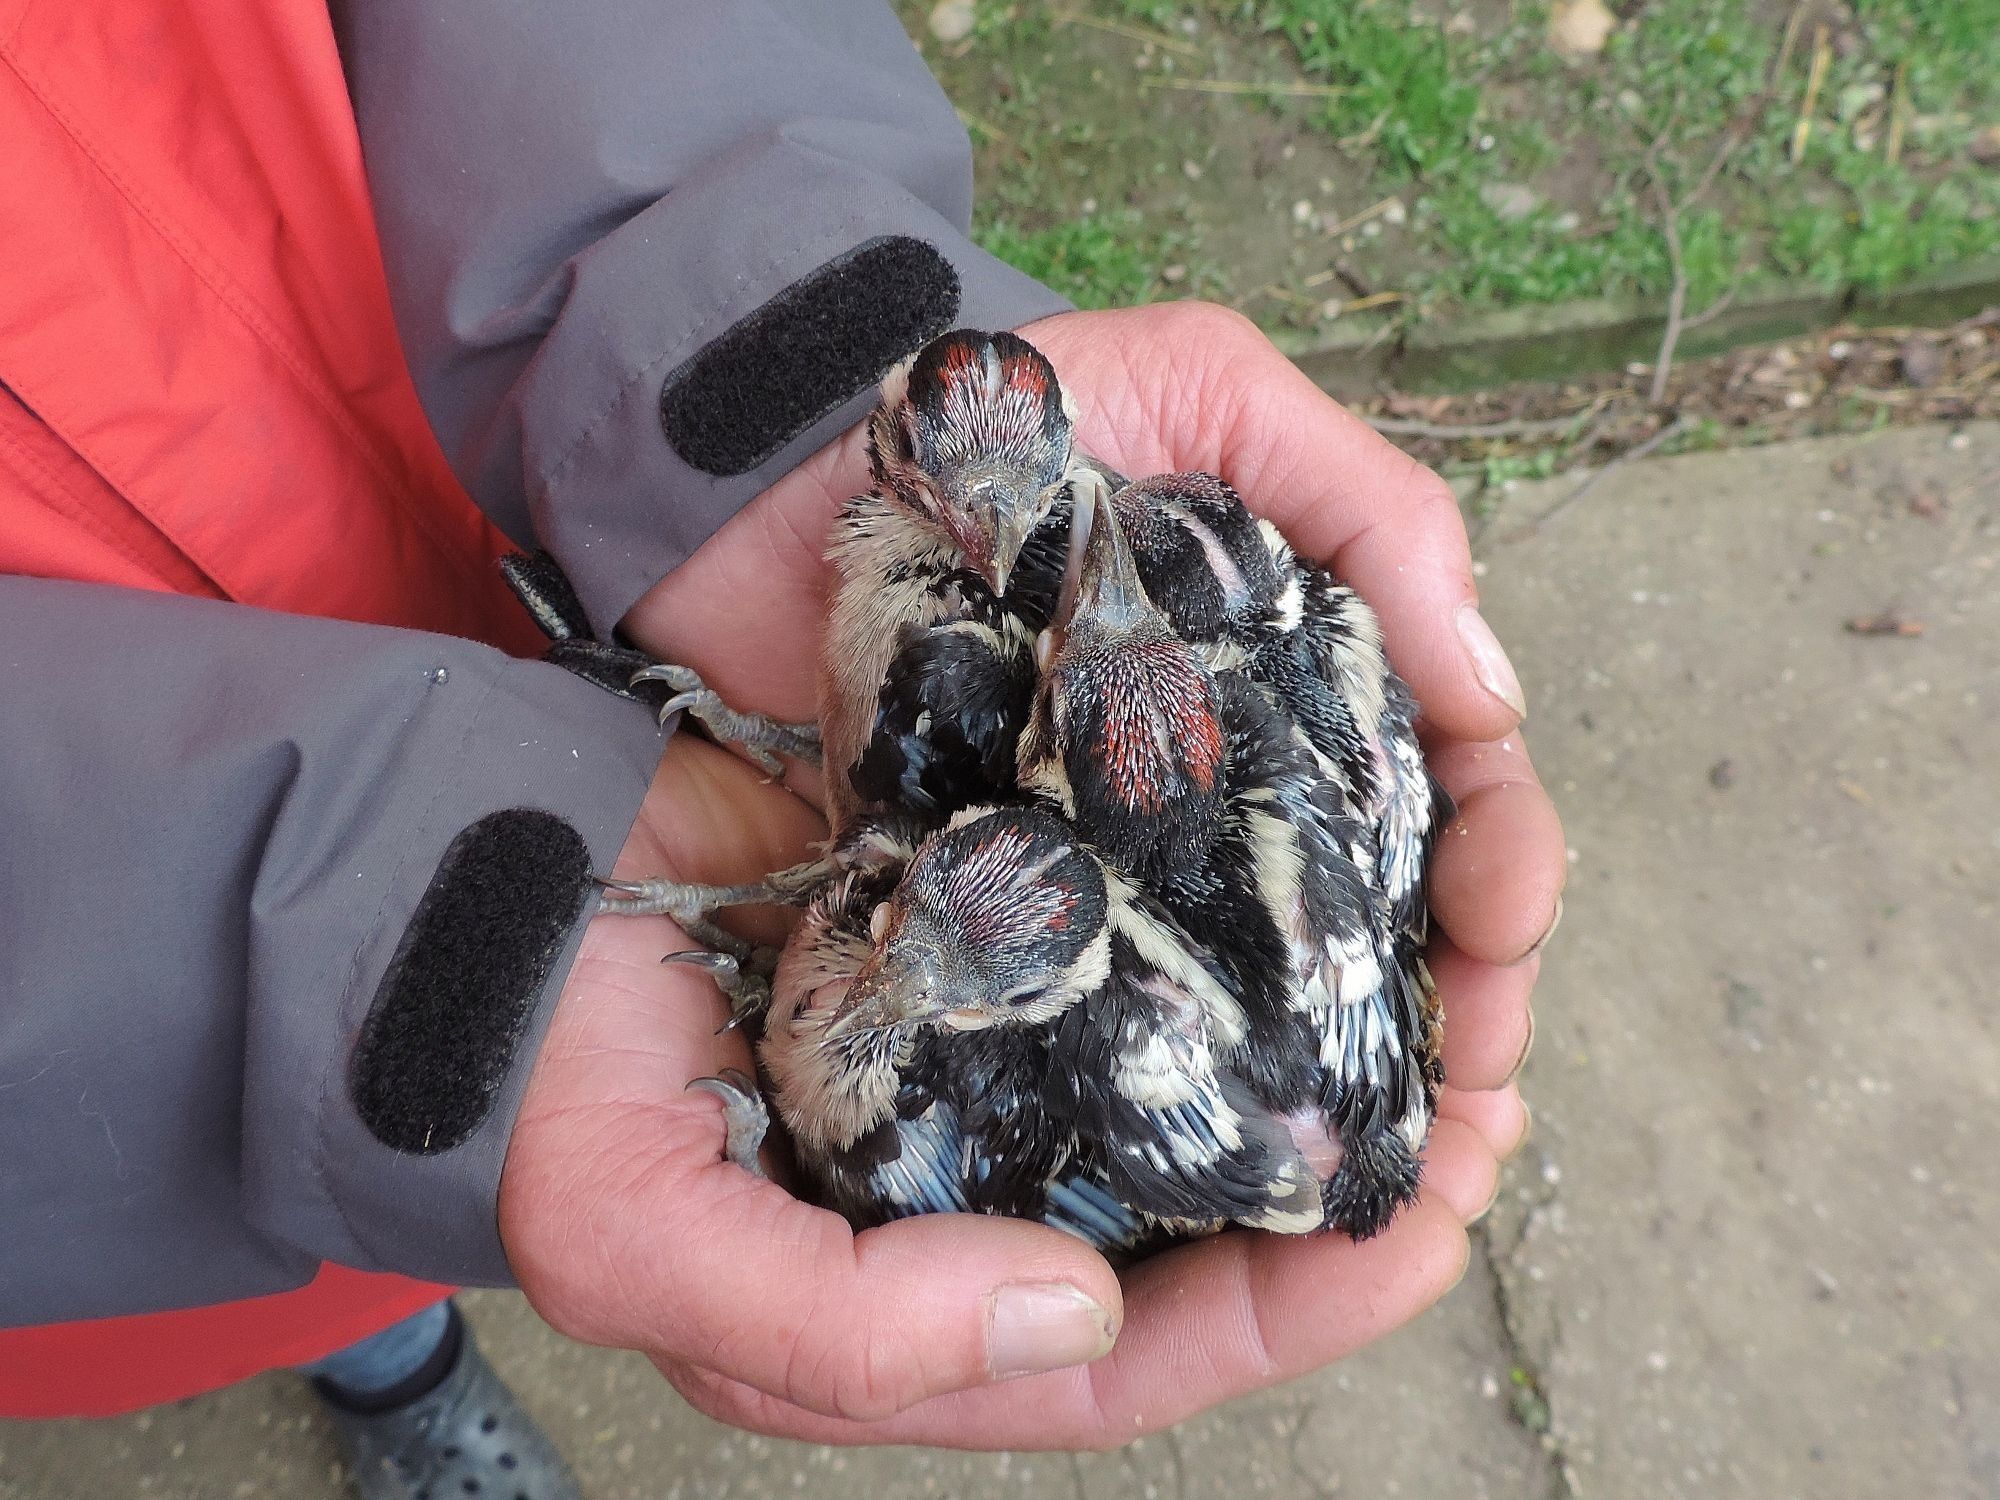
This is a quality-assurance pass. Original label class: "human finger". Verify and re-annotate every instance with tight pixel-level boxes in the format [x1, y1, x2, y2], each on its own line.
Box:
[1431, 935, 1538, 1092]
[1427, 735, 1566, 967]
[1436, 1083, 1531, 1163]
[671, 1184, 1473, 1448]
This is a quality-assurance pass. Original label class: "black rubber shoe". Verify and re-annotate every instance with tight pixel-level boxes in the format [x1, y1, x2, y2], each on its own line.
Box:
[316, 1314, 582, 1500]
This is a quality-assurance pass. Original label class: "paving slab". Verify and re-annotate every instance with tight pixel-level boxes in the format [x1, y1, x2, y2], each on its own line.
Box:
[3, 421, 1994, 1500]
[1471, 419, 2000, 1500]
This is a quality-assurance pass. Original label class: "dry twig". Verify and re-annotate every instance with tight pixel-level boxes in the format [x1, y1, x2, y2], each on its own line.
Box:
[1139, 76, 1349, 99]
[1367, 402, 1610, 440]
[1321, 196, 1403, 239]
[1052, 9, 1202, 57]
[1792, 25, 1832, 162]
[1845, 613, 1924, 637]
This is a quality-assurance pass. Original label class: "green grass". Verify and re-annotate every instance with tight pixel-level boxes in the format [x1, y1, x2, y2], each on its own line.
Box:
[1255, 1, 1482, 175]
[907, 0, 2000, 328]
[975, 209, 1190, 307]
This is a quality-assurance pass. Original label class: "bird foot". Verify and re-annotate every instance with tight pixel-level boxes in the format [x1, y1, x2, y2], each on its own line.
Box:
[595, 876, 759, 958]
[628, 663, 822, 775]
[662, 948, 776, 1033]
[686, 1068, 771, 1177]
[595, 858, 831, 952]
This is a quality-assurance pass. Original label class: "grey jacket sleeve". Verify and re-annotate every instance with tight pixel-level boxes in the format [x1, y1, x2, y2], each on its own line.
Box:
[0, 577, 664, 1326]
[335, 0, 1069, 636]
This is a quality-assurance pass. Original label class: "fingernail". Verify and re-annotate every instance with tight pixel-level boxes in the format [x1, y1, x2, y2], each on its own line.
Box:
[1516, 1101, 1534, 1153]
[1506, 1009, 1536, 1084]
[1532, 896, 1564, 954]
[1456, 604, 1526, 721]
[988, 1283, 1119, 1380]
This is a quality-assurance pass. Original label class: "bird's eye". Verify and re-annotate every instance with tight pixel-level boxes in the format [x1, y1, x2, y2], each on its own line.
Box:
[869, 902, 893, 944]
[994, 980, 1048, 1009]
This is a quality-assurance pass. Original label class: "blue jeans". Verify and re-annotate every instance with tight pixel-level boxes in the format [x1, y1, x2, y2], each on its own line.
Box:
[296, 1297, 453, 1396]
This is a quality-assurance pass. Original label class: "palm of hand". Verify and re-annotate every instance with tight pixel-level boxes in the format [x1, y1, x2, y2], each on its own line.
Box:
[499, 304, 1562, 1447]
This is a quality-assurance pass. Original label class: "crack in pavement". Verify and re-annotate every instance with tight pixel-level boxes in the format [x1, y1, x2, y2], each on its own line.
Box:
[1160, 1426, 1190, 1500]
[1282, 1399, 1338, 1500]
[1476, 1161, 1578, 1500]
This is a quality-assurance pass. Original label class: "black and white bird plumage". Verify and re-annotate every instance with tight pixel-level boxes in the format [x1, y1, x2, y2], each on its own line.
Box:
[1019, 494, 1439, 1238]
[759, 804, 1322, 1246]
[819, 331, 1091, 824]
[847, 573, 1038, 818]
[1107, 472, 1450, 946]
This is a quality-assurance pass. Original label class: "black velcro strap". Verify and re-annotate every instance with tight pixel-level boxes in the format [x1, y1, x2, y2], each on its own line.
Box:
[352, 810, 594, 1155]
[660, 235, 961, 477]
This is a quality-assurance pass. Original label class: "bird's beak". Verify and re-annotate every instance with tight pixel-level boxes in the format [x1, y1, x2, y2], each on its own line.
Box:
[824, 949, 945, 1038]
[1052, 475, 1150, 633]
[979, 498, 1040, 598]
[1046, 471, 1101, 638]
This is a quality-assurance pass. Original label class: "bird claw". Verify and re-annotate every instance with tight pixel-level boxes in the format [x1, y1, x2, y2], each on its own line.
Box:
[628, 663, 822, 773]
[595, 876, 754, 958]
[686, 1069, 771, 1176]
[596, 862, 827, 958]
[663, 947, 775, 1030]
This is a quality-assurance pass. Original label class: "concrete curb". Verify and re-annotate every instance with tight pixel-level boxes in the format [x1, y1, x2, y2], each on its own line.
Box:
[1279, 257, 2000, 398]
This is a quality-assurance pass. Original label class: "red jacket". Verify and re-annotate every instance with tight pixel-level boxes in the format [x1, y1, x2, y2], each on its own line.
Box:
[0, 0, 538, 1416]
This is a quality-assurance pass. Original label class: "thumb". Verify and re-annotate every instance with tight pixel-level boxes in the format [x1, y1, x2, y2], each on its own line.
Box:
[648, 1177, 1125, 1423]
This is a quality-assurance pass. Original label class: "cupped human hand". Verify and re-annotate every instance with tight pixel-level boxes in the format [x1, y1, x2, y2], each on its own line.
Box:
[499, 302, 1561, 1449]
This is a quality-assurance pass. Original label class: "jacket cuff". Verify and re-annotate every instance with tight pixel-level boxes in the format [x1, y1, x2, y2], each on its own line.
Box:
[243, 654, 664, 1287]
[513, 135, 1070, 636]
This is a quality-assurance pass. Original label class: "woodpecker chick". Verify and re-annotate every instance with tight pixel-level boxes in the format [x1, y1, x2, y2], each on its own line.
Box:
[760, 804, 1321, 1243]
[820, 330, 1092, 822]
[758, 807, 1134, 1244]
[1107, 472, 1450, 947]
[1021, 498, 1437, 1238]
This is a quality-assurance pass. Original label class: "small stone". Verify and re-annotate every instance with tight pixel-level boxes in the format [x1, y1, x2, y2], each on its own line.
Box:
[1292, 198, 1314, 224]
[1899, 337, 1943, 388]
[1949, 431, 1972, 451]
[1183, 159, 1204, 181]
[1548, 0, 1617, 58]
[1645, 1351, 1669, 1371]
[1481, 1372, 1502, 1399]
[1785, 389, 1812, 409]
[927, 0, 975, 43]
[1320, 298, 1345, 322]
[1382, 198, 1408, 226]
[1080, 196, 1098, 215]
[1161, 264, 1187, 285]
[1970, 124, 2000, 167]
[1709, 758, 1736, 790]
[1551, 210, 1581, 232]
[1479, 181, 1542, 222]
